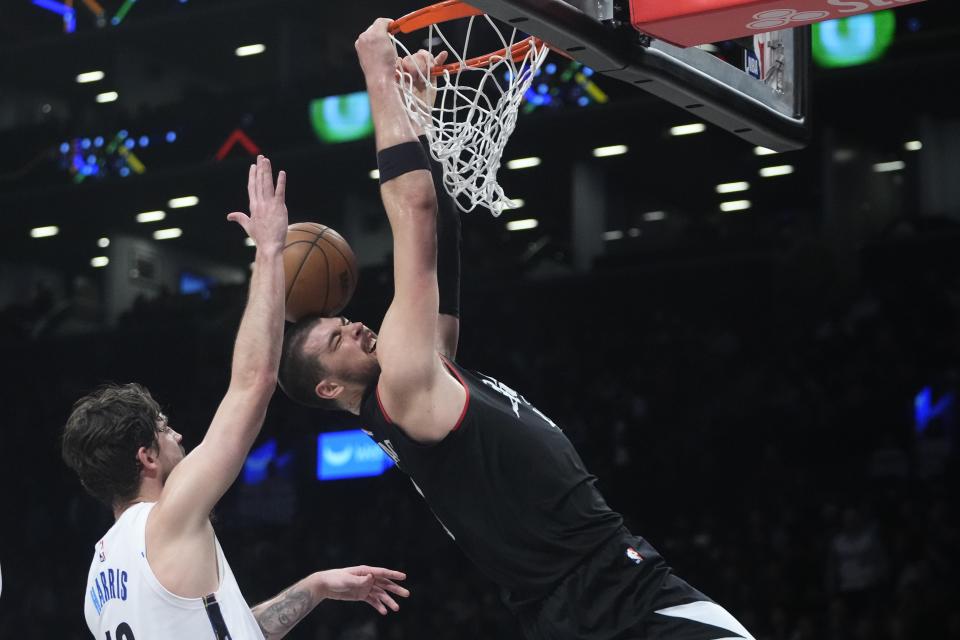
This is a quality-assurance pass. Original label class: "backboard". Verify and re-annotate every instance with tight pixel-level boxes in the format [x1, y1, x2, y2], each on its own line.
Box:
[463, 0, 810, 151]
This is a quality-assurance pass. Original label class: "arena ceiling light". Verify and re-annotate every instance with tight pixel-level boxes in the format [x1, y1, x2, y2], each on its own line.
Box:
[30, 225, 59, 238]
[136, 210, 166, 223]
[506, 198, 525, 209]
[753, 146, 778, 156]
[603, 230, 624, 241]
[90, 256, 109, 268]
[246, 237, 256, 247]
[643, 211, 666, 222]
[506, 218, 538, 231]
[716, 181, 750, 194]
[904, 141, 923, 152]
[592, 145, 628, 158]
[759, 165, 794, 178]
[96, 91, 118, 103]
[628, 228, 641, 237]
[669, 123, 706, 137]
[506, 157, 541, 170]
[720, 200, 752, 212]
[168, 196, 199, 208]
[369, 169, 380, 180]
[153, 228, 183, 240]
[97, 237, 110, 248]
[873, 160, 906, 173]
[76, 70, 105, 83]
[235, 44, 266, 57]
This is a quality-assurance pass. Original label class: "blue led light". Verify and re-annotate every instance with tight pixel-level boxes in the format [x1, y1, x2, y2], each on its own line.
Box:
[125, 139, 135, 149]
[317, 430, 394, 480]
[118, 129, 128, 139]
[537, 83, 548, 94]
[119, 167, 131, 177]
[165, 131, 177, 143]
[59, 142, 70, 154]
[139, 135, 149, 147]
[94, 136, 104, 147]
[577, 96, 589, 106]
[583, 66, 594, 77]
[86, 154, 97, 164]
[545, 63, 557, 74]
[907, 17, 921, 32]
[81, 138, 92, 149]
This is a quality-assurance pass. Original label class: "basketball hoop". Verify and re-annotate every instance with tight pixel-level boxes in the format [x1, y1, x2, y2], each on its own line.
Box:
[388, 0, 550, 216]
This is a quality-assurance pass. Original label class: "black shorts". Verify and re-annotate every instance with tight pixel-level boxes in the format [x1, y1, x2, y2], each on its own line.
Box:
[512, 528, 754, 640]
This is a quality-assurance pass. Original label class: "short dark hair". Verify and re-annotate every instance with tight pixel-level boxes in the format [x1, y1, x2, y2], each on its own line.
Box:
[62, 383, 162, 507]
[279, 316, 340, 410]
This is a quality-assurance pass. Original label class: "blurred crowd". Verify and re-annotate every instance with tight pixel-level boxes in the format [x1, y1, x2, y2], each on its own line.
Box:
[1, 228, 958, 639]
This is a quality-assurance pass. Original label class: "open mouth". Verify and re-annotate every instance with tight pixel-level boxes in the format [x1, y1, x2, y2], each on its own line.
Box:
[366, 334, 377, 353]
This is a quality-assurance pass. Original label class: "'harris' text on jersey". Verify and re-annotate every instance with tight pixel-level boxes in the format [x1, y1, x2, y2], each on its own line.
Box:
[89, 567, 129, 615]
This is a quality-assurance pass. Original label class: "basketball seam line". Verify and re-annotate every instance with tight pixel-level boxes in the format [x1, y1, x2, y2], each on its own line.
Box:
[285, 230, 328, 303]
[316, 234, 357, 300]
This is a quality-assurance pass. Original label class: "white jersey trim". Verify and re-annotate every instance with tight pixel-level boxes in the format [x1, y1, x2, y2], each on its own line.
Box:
[129, 502, 228, 610]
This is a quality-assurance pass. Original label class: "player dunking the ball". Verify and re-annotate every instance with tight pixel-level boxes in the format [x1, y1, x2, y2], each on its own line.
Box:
[62, 157, 408, 639]
[278, 18, 754, 640]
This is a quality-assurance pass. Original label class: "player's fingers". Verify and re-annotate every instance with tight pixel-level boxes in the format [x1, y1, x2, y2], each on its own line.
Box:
[367, 567, 406, 581]
[372, 587, 400, 612]
[365, 595, 388, 615]
[259, 156, 274, 200]
[246, 163, 257, 206]
[434, 50, 448, 67]
[377, 580, 410, 598]
[274, 170, 286, 201]
[226, 211, 250, 232]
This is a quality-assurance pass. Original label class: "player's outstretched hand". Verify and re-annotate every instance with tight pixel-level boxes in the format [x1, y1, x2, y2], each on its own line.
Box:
[400, 49, 448, 109]
[314, 565, 410, 615]
[227, 155, 288, 256]
[355, 18, 400, 83]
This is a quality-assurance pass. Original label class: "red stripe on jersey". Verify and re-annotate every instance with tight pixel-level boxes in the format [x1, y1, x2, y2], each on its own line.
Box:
[375, 384, 394, 425]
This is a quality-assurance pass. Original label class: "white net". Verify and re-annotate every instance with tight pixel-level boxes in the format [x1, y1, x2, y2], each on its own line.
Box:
[391, 16, 549, 216]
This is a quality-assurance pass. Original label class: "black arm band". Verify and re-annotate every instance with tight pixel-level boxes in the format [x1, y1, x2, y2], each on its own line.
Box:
[421, 135, 462, 318]
[377, 141, 430, 184]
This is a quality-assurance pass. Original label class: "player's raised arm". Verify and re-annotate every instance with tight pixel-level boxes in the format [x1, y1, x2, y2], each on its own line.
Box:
[146, 156, 287, 592]
[355, 19, 464, 438]
[398, 50, 462, 361]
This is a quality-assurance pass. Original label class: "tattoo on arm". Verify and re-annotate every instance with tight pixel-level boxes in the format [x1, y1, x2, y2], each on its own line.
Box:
[253, 587, 315, 640]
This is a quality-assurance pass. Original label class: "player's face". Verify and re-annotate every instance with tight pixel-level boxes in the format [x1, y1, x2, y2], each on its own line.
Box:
[155, 413, 185, 482]
[309, 316, 380, 387]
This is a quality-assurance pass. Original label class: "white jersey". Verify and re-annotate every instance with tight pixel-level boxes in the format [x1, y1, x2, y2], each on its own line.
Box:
[83, 502, 265, 639]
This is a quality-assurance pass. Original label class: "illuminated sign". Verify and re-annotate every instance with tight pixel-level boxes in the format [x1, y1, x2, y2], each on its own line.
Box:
[243, 438, 293, 485]
[316, 429, 394, 481]
[309, 92, 374, 144]
[813, 10, 896, 68]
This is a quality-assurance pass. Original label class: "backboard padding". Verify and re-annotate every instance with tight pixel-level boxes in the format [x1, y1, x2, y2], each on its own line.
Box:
[464, 0, 809, 150]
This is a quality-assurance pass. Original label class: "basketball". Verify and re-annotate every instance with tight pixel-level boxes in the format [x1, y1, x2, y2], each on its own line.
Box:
[282, 222, 358, 322]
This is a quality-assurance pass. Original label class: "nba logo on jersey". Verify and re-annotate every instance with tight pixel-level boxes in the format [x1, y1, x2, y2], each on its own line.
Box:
[626, 547, 643, 564]
[98, 540, 106, 563]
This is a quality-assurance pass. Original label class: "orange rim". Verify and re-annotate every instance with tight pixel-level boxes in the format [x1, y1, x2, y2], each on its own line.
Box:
[388, 0, 484, 35]
[389, 0, 545, 77]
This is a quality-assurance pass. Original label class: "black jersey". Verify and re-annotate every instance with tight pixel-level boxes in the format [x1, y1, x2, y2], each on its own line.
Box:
[360, 357, 624, 605]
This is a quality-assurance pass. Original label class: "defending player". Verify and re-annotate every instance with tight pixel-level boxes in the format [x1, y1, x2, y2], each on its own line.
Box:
[278, 19, 754, 640]
[63, 156, 408, 639]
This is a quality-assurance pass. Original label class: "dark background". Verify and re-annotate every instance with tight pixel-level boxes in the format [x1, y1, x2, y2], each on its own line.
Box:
[1, 1, 959, 638]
